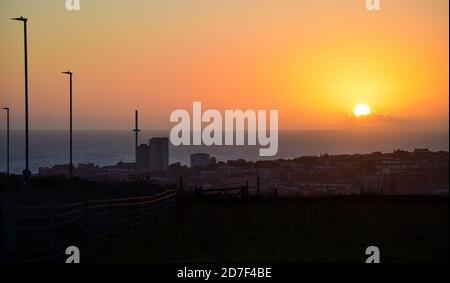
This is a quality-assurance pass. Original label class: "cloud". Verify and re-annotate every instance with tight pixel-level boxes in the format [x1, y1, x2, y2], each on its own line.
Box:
[344, 113, 409, 129]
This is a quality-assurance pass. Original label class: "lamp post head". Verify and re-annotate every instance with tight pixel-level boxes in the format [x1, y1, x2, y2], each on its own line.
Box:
[62, 71, 73, 76]
[11, 17, 27, 22]
[2, 107, 9, 111]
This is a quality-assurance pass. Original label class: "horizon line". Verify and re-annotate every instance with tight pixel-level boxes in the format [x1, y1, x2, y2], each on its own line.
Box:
[0, 128, 449, 132]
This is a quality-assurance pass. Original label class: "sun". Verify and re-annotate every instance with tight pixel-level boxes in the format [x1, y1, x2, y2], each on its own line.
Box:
[353, 104, 372, 117]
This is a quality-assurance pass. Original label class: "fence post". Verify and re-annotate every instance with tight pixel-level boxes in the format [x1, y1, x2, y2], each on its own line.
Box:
[257, 176, 260, 198]
[140, 190, 144, 224]
[82, 199, 91, 260]
[178, 176, 184, 198]
[49, 204, 56, 261]
[1, 189, 17, 262]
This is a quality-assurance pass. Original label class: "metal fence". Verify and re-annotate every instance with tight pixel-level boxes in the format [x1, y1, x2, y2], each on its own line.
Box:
[1, 186, 177, 262]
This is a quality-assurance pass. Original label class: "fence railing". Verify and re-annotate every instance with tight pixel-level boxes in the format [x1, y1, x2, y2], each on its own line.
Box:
[1, 186, 177, 262]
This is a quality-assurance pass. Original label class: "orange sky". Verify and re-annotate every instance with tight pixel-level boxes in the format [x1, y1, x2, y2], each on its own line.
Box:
[0, 0, 448, 130]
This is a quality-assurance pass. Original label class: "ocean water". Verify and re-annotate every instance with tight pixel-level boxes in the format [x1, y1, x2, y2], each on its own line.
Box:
[0, 129, 448, 174]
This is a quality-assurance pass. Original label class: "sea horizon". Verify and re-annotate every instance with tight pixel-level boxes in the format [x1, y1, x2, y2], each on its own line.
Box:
[0, 128, 448, 174]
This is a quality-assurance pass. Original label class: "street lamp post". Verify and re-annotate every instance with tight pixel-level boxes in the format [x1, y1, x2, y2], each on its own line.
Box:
[2, 107, 10, 176]
[11, 16, 31, 179]
[62, 71, 73, 179]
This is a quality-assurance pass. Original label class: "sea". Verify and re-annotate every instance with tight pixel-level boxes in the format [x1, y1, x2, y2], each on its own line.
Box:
[0, 129, 448, 174]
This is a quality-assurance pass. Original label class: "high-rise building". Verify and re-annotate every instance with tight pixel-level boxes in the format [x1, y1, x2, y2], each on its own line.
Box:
[136, 144, 150, 171]
[149, 138, 169, 171]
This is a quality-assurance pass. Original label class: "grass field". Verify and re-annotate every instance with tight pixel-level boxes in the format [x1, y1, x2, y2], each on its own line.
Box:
[97, 196, 449, 263]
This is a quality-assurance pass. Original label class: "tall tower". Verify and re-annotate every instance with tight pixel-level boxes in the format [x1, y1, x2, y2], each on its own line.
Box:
[133, 110, 140, 167]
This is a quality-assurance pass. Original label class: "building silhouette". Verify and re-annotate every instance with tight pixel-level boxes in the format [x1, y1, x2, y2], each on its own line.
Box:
[136, 144, 150, 171]
[149, 138, 169, 171]
[190, 153, 211, 168]
[135, 138, 169, 172]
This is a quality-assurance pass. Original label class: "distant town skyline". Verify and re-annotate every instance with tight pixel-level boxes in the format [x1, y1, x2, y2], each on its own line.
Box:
[0, 0, 448, 131]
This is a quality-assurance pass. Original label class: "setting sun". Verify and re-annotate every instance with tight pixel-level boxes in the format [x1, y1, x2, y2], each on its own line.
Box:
[353, 104, 372, 117]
